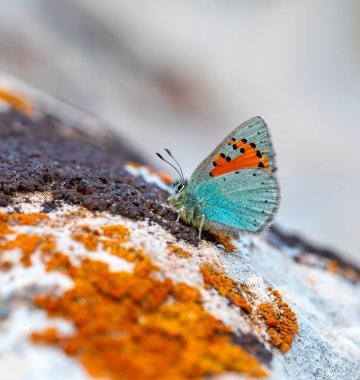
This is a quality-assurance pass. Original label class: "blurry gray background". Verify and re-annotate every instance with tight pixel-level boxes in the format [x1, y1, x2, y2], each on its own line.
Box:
[0, 0, 359, 264]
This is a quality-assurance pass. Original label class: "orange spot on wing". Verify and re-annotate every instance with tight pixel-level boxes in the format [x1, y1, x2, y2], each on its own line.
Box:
[263, 154, 270, 169]
[211, 144, 269, 177]
[228, 139, 246, 150]
[213, 154, 228, 166]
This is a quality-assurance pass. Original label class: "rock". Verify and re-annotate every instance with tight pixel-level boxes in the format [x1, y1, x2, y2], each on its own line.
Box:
[0, 76, 359, 380]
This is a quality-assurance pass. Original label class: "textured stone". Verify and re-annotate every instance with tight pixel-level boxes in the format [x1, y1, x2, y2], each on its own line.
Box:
[0, 77, 359, 380]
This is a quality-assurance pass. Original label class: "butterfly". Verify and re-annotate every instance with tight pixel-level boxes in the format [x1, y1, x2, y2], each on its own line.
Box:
[157, 117, 280, 239]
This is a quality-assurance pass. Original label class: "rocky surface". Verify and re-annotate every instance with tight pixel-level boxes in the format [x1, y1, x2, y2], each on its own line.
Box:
[0, 82, 359, 380]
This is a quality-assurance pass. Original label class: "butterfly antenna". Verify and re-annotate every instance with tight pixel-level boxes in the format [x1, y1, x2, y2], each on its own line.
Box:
[156, 152, 183, 181]
[164, 149, 185, 183]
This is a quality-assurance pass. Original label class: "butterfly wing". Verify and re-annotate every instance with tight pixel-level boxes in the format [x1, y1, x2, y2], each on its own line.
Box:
[191, 116, 277, 187]
[193, 168, 279, 233]
[186, 116, 279, 232]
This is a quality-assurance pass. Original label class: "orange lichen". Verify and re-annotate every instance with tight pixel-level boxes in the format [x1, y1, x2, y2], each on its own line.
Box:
[126, 161, 173, 185]
[102, 224, 130, 242]
[72, 229, 101, 252]
[0, 212, 48, 238]
[201, 261, 298, 353]
[9, 213, 48, 226]
[213, 232, 237, 252]
[167, 243, 191, 258]
[0, 213, 57, 270]
[0, 217, 14, 239]
[72, 224, 131, 253]
[0, 213, 48, 268]
[0, 88, 35, 116]
[73, 224, 144, 264]
[45, 252, 72, 274]
[31, 327, 60, 345]
[33, 254, 266, 380]
[328, 260, 339, 274]
[40, 235, 57, 257]
[155, 171, 173, 185]
[1, 229, 56, 268]
[5, 234, 43, 267]
[257, 289, 298, 353]
[0, 214, 14, 268]
[298, 252, 360, 282]
[0, 259, 12, 270]
[172, 282, 201, 304]
[125, 161, 142, 169]
[27, 219, 266, 379]
[201, 264, 253, 313]
[0, 208, 297, 361]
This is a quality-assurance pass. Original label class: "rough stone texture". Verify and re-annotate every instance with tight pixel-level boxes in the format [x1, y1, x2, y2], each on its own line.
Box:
[0, 78, 359, 380]
[0, 103, 208, 246]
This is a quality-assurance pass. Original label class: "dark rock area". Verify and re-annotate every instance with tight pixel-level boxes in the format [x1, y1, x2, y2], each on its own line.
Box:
[0, 110, 205, 245]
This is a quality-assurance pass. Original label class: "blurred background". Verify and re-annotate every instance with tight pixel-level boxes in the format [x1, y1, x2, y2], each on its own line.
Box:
[0, 0, 359, 264]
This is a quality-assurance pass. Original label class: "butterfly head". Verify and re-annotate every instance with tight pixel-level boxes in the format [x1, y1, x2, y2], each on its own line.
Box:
[173, 179, 186, 194]
[168, 179, 190, 212]
[156, 149, 190, 211]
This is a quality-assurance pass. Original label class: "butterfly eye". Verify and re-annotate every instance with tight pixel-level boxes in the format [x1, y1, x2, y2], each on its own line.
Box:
[176, 183, 184, 193]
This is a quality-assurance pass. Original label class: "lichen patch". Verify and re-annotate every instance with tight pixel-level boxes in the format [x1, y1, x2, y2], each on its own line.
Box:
[0, 201, 270, 380]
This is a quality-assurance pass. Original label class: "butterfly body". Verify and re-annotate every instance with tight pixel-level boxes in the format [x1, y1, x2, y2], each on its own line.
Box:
[165, 117, 280, 238]
[168, 180, 241, 236]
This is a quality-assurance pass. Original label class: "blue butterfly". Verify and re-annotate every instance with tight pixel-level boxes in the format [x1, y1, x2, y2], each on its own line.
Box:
[157, 117, 280, 239]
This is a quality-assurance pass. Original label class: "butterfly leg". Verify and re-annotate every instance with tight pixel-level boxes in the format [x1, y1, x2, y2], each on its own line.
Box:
[198, 214, 205, 240]
[176, 208, 184, 222]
